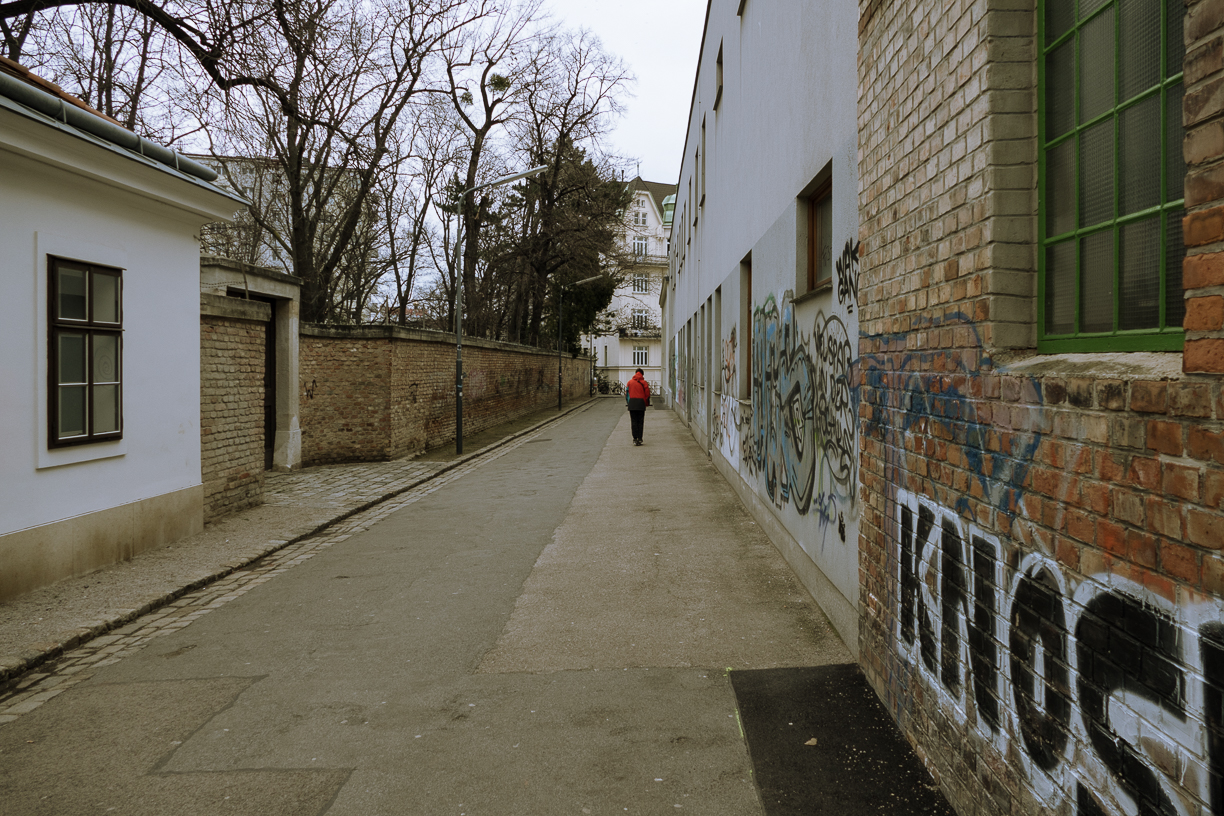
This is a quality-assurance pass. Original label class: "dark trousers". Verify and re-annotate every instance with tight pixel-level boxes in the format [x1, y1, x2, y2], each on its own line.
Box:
[630, 409, 645, 441]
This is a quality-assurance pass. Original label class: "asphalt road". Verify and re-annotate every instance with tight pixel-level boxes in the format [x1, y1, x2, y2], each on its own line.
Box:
[0, 400, 861, 815]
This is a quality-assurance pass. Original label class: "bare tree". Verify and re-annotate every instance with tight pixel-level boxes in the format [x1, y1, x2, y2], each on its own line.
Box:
[493, 29, 633, 347]
[198, 0, 492, 323]
[1, 10, 36, 60]
[439, 0, 548, 336]
[1, 0, 349, 120]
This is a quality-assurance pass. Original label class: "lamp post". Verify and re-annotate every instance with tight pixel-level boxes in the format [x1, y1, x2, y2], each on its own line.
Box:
[453, 164, 548, 454]
[558, 274, 604, 411]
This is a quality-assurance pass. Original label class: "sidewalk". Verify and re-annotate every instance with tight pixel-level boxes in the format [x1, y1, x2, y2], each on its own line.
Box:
[0, 398, 601, 686]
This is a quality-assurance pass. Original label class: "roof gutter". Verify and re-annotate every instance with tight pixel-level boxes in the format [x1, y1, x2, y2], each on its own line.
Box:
[0, 70, 218, 182]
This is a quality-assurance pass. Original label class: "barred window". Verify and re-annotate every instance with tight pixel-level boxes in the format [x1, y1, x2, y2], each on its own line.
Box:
[1039, 0, 1186, 351]
[49, 258, 123, 446]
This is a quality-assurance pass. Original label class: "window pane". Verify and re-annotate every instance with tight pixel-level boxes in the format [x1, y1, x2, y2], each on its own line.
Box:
[1081, 120, 1115, 226]
[1166, 208, 1186, 327]
[1167, 82, 1186, 202]
[1047, 138, 1077, 236]
[1168, 0, 1186, 76]
[1047, 42, 1076, 139]
[94, 272, 120, 323]
[58, 265, 88, 320]
[1120, 94, 1161, 214]
[1120, 217, 1160, 329]
[1081, 229, 1116, 332]
[58, 332, 86, 384]
[93, 384, 120, 434]
[1047, 0, 1075, 43]
[1081, 0, 1112, 17]
[817, 194, 833, 283]
[1120, 0, 1160, 101]
[58, 385, 87, 438]
[1046, 239, 1077, 334]
[1081, 7, 1116, 123]
[93, 334, 120, 383]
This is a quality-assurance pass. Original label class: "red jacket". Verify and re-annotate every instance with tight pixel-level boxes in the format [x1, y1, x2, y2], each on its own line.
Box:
[626, 373, 651, 404]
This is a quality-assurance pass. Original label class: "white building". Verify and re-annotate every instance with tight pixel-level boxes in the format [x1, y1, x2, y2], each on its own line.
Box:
[0, 57, 242, 601]
[662, 0, 860, 652]
[586, 177, 676, 394]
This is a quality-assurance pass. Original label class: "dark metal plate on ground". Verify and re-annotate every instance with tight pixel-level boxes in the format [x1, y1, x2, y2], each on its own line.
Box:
[731, 663, 957, 816]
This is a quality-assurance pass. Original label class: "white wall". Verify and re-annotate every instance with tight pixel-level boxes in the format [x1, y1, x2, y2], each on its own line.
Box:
[664, 0, 861, 648]
[1, 113, 237, 537]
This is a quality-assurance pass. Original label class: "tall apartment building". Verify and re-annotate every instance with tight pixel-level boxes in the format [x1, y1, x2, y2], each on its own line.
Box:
[586, 176, 676, 393]
[668, 1, 1224, 815]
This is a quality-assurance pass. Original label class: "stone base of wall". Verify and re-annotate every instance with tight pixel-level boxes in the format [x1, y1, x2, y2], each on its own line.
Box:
[301, 325, 592, 466]
[201, 295, 269, 521]
[0, 485, 203, 602]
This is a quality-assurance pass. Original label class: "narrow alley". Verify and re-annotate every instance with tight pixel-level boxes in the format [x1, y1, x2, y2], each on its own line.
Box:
[0, 400, 949, 815]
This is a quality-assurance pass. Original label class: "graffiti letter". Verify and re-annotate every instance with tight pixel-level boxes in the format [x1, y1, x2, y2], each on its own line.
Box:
[969, 535, 1000, 730]
[1075, 592, 1184, 816]
[899, 499, 938, 673]
[1009, 566, 1070, 771]
[1203, 623, 1224, 816]
[941, 519, 966, 695]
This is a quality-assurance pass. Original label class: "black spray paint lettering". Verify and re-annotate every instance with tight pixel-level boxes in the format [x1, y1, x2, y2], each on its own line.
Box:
[836, 239, 860, 312]
[896, 489, 1223, 816]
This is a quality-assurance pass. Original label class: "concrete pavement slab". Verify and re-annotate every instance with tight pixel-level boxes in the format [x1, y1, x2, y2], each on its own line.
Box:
[0, 398, 952, 815]
[479, 410, 850, 673]
[0, 399, 597, 685]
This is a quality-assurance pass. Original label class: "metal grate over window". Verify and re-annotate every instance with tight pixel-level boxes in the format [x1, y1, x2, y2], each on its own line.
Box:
[1039, 0, 1186, 352]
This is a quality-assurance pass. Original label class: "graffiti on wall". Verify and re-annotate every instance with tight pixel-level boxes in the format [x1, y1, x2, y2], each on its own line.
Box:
[741, 292, 857, 517]
[670, 338, 678, 405]
[715, 328, 741, 462]
[861, 312, 1041, 517]
[894, 488, 1224, 816]
[836, 239, 860, 313]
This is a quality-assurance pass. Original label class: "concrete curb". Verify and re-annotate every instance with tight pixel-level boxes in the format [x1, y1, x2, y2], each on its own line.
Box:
[0, 399, 598, 687]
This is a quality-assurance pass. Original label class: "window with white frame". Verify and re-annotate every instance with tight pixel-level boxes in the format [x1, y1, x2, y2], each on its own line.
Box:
[632, 308, 649, 329]
[633, 274, 649, 294]
[49, 258, 123, 447]
[633, 346, 649, 366]
[633, 236, 648, 255]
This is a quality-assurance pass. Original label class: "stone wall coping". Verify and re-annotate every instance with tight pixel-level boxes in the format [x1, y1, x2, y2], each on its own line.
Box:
[201, 292, 271, 322]
[995, 350, 1187, 381]
[301, 323, 593, 360]
[200, 255, 302, 287]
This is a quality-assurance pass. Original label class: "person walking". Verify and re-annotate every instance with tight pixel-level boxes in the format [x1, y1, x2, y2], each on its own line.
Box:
[626, 368, 651, 446]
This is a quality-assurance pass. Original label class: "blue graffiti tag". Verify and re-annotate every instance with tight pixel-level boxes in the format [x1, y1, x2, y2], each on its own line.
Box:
[860, 312, 1042, 517]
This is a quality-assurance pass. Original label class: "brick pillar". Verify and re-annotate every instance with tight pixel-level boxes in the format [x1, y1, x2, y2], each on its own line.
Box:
[1184, 0, 1224, 372]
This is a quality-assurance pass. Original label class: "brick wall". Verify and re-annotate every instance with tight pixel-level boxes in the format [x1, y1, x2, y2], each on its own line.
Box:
[300, 325, 591, 465]
[858, 2, 1224, 815]
[200, 295, 269, 522]
[1186, 0, 1224, 373]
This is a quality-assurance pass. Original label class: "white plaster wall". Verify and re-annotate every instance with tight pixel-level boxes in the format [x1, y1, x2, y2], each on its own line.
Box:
[1, 147, 212, 535]
[665, 0, 862, 642]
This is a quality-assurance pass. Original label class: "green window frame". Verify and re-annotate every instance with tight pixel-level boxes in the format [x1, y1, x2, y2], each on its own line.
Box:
[48, 257, 123, 447]
[1039, 0, 1186, 353]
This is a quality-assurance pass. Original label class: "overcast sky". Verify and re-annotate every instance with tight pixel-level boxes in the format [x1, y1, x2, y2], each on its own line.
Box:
[542, 0, 707, 186]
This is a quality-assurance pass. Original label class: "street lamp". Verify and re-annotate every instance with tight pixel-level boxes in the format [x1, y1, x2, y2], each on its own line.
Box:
[558, 274, 604, 411]
[452, 164, 548, 454]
